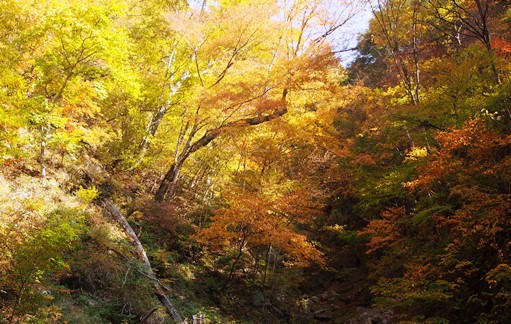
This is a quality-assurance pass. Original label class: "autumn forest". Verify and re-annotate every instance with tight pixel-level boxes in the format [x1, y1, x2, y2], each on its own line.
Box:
[1, 0, 511, 322]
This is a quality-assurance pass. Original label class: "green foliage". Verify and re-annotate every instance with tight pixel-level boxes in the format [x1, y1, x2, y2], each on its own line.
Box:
[68, 220, 160, 322]
[372, 277, 453, 308]
[4, 208, 86, 320]
[411, 205, 452, 227]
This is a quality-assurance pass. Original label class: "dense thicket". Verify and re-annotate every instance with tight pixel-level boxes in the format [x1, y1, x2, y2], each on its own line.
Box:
[1, 0, 511, 323]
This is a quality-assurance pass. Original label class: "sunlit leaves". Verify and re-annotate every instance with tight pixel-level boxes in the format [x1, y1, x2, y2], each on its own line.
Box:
[196, 190, 324, 268]
[0, 0, 129, 167]
[406, 118, 511, 191]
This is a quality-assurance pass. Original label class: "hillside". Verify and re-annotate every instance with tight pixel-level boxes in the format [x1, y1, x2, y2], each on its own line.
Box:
[1, 0, 511, 323]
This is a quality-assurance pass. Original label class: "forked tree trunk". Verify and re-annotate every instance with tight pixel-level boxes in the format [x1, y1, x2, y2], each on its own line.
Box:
[155, 90, 288, 202]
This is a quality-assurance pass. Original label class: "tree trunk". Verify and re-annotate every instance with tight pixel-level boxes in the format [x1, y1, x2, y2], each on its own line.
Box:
[154, 161, 183, 202]
[154, 91, 288, 202]
[371, 0, 420, 106]
[40, 125, 47, 180]
[222, 235, 247, 292]
[132, 104, 172, 169]
[102, 199, 183, 323]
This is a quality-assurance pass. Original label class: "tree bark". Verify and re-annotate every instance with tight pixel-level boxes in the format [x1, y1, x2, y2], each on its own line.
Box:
[154, 91, 288, 203]
[132, 103, 172, 169]
[102, 199, 183, 323]
[154, 161, 181, 202]
[40, 125, 47, 180]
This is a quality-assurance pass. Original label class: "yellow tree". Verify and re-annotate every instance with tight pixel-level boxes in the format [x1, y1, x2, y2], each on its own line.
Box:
[153, 0, 355, 202]
[191, 55, 348, 286]
[367, 0, 427, 105]
[0, 0, 130, 176]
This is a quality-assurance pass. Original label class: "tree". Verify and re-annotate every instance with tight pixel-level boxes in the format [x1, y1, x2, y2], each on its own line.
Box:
[425, 0, 507, 83]
[0, 0, 128, 176]
[196, 190, 324, 287]
[367, 0, 425, 105]
[152, 0, 348, 202]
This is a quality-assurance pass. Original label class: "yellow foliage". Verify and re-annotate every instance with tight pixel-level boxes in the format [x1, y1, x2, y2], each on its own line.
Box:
[404, 146, 428, 162]
[75, 186, 99, 205]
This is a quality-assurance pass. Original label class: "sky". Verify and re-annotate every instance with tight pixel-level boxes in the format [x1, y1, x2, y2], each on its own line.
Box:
[187, 0, 374, 66]
[336, 3, 373, 66]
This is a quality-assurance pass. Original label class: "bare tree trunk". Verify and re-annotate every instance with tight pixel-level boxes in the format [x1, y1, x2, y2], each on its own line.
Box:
[370, 0, 421, 106]
[102, 199, 183, 323]
[40, 125, 47, 180]
[132, 103, 172, 169]
[155, 161, 183, 202]
[130, 47, 191, 170]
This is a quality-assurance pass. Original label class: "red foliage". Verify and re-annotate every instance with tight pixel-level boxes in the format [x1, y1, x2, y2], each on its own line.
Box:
[491, 37, 511, 57]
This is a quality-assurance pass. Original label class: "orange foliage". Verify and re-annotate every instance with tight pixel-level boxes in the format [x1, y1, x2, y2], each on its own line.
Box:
[491, 37, 511, 57]
[439, 187, 511, 263]
[406, 118, 511, 281]
[288, 43, 340, 88]
[359, 206, 405, 254]
[406, 118, 511, 191]
[195, 190, 324, 267]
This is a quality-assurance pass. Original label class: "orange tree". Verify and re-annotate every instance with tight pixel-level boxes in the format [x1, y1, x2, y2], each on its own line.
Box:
[195, 189, 325, 289]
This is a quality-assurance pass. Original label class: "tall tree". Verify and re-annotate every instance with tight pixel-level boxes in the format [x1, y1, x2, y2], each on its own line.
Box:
[0, 0, 129, 176]
[367, 0, 425, 105]
[426, 0, 505, 83]
[153, 0, 350, 202]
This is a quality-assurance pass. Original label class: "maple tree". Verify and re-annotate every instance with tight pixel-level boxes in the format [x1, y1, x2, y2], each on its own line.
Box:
[196, 190, 324, 285]
[149, 0, 350, 202]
